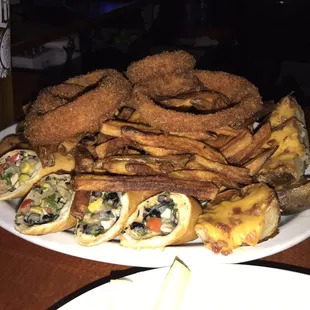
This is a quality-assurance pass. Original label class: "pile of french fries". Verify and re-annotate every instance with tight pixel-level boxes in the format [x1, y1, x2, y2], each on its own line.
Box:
[70, 109, 274, 204]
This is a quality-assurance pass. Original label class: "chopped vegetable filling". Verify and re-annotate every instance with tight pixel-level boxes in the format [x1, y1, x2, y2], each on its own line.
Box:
[129, 192, 178, 240]
[15, 175, 73, 227]
[78, 191, 122, 237]
[0, 151, 40, 195]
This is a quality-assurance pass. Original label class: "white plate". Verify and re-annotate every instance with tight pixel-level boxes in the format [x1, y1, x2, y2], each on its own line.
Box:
[1, 124, 310, 267]
[59, 263, 310, 310]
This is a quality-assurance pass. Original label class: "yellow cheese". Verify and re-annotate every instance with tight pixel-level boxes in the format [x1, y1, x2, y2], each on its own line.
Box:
[195, 184, 271, 254]
[41, 183, 50, 189]
[88, 198, 103, 213]
[30, 206, 44, 214]
[20, 162, 31, 174]
[19, 174, 30, 186]
[262, 118, 306, 170]
[269, 99, 297, 128]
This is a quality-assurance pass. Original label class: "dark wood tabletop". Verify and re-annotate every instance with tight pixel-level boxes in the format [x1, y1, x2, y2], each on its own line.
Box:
[0, 107, 310, 310]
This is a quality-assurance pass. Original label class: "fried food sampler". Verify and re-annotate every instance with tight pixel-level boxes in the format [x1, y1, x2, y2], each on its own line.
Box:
[24, 69, 131, 146]
[126, 50, 196, 84]
[74, 175, 219, 200]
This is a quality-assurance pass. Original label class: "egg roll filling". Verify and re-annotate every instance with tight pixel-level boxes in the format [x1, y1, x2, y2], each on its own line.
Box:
[0, 150, 40, 195]
[15, 175, 73, 227]
[125, 192, 178, 240]
[77, 192, 123, 237]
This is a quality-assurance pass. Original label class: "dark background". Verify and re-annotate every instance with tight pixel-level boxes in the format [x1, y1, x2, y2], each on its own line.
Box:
[10, 0, 310, 120]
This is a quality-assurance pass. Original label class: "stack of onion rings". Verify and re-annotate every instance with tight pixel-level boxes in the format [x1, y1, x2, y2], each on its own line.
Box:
[125, 51, 262, 132]
[24, 69, 131, 145]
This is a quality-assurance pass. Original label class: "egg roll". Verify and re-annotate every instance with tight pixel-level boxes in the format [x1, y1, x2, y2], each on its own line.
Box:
[0, 149, 75, 200]
[14, 174, 77, 235]
[120, 192, 202, 249]
[75, 190, 156, 246]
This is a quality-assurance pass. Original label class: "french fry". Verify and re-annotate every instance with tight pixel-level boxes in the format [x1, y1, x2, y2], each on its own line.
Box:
[95, 138, 134, 158]
[229, 123, 272, 164]
[70, 191, 91, 220]
[127, 110, 142, 123]
[75, 147, 94, 173]
[58, 139, 79, 156]
[203, 135, 234, 150]
[34, 144, 59, 167]
[74, 175, 219, 201]
[0, 134, 30, 157]
[101, 120, 217, 141]
[120, 127, 226, 163]
[209, 189, 241, 206]
[116, 106, 135, 121]
[96, 133, 114, 145]
[220, 129, 253, 160]
[101, 154, 191, 175]
[138, 146, 184, 157]
[191, 154, 252, 184]
[211, 127, 244, 137]
[244, 147, 278, 176]
[168, 170, 239, 189]
[101, 120, 161, 137]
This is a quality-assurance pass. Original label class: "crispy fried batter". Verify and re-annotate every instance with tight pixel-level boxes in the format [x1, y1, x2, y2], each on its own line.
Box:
[74, 175, 219, 200]
[138, 71, 204, 98]
[129, 74, 262, 132]
[126, 50, 196, 84]
[25, 70, 131, 145]
[28, 90, 68, 115]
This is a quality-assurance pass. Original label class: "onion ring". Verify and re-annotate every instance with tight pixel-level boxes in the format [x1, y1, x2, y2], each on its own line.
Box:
[137, 71, 204, 98]
[24, 70, 131, 146]
[129, 70, 262, 132]
[126, 50, 196, 84]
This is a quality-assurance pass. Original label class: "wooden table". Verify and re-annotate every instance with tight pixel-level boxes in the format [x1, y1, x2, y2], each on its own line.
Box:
[1, 108, 310, 309]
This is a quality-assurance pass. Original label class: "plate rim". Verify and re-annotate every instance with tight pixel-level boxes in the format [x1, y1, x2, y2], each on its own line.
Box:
[58, 263, 310, 310]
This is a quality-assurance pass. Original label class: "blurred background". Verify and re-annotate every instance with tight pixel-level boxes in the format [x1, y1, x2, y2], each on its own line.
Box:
[6, 0, 310, 123]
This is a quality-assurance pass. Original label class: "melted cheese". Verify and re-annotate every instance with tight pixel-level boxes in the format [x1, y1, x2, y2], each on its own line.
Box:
[195, 184, 271, 254]
[262, 119, 305, 170]
[269, 98, 299, 128]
